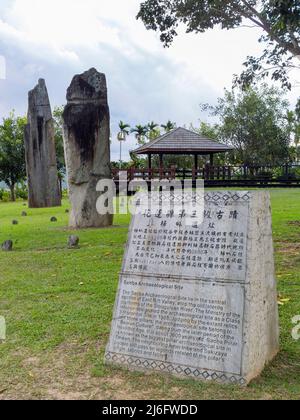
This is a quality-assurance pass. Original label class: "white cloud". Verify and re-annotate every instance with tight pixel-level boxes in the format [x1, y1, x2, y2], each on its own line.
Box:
[1, 0, 158, 58]
[0, 55, 6, 79]
[0, 0, 298, 161]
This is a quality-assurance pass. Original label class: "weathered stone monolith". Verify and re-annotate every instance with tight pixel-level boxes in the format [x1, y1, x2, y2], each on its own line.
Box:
[2, 240, 13, 252]
[24, 79, 61, 208]
[68, 235, 80, 249]
[63, 68, 113, 229]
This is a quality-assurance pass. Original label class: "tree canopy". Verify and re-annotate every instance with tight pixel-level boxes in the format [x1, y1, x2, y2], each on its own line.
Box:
[131, 125, 149, 145]
[0, 112, 27, 200]
[119, 121, 131, 136]
[137, 0, 300, 89]
[53, 106, 66, 179]
[201, 84, 292, 165]
[161, 120, 176, 132]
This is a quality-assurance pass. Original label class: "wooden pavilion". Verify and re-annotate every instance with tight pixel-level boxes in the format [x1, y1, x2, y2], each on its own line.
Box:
[132, 127, 234, 169]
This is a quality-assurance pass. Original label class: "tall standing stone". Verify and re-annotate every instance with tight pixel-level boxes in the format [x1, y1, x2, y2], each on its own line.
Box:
[24, 79, 61, 208]
[63, 68, 113, 229]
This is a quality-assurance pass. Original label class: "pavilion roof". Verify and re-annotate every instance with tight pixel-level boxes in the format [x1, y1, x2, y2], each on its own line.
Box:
[132, 127, 234, 155]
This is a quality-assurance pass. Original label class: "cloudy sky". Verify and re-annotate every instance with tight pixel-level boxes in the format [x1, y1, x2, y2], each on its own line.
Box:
[0, 0, 299, 161]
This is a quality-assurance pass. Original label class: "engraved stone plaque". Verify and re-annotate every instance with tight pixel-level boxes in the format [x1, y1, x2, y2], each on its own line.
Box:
[105, 191, 279, 385]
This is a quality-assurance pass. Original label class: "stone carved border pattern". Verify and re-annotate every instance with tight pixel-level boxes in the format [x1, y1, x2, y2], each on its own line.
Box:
[204, 192, 251, 203]
[140, 192, 251, 208]
[105, 352, 247, 386]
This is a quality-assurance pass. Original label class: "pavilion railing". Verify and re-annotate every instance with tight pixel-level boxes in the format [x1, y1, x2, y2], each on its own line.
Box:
[112, 164, 300, 187]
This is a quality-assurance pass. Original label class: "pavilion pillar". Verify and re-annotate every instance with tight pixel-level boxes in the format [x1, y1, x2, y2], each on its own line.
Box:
[148, 154, 152, 181]
[193, 154, 198, 181]
[194, 154, 198, 169]
[210, 153, 215, 180]
[159, 154, 164, 169]
[159, 154, 164, 180]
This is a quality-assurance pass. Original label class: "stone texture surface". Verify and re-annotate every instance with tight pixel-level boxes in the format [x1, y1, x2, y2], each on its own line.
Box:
[24, 79, 61, 208]
[63, 68, 113, 229]
[241, 192, 279, 382]
[68, 235, 80, 248]
[1, 240, 13, 251]
[105, 191, 279, 386]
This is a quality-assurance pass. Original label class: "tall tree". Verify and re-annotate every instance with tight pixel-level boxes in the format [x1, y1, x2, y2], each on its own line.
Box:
[147, 121, 160, 139]
[202, 85, 292, 165]
[286, 106, 300, 161]
[191, 121, 220, 140]
[191, 122, 230, 165]
[53, 106, 66, 179]
[137, 0, 300, 89]
[131, 124, 149, 145]
[161, 120, 176, 132]
[0, 112, 27, 201]
[118, 121, 131, 137]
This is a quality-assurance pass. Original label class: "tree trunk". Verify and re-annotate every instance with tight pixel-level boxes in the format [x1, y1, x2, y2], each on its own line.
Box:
[10, 184, 16, 202]
[59, 176, 62, 199]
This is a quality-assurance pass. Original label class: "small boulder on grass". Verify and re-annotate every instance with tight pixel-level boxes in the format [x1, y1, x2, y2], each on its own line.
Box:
[68, 236, 80, 249]
[12, 220, 18, 225]
[2, 240, 13, 252]
[50, 217, 57, 223]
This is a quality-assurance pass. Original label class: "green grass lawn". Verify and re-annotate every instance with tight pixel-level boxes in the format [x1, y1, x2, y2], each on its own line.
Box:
[0, 190, 299, 400]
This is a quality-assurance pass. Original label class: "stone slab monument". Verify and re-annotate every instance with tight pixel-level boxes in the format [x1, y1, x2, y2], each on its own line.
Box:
[63, 68, 113, 229]
[24, 79, 61, 208]
[105, 191, 279, 386]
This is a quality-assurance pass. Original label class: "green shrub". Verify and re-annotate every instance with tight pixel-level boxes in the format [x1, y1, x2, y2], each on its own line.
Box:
[276, 167, 300, 181]
[0, 189, 10, 202]
[62, 189, 68, 199]
[293, 167, 300, 179]
[256, 170, 274, 179]
[16, 182, 28, 200]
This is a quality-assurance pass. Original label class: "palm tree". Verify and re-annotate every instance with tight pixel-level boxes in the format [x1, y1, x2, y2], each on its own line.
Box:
[147, 121, 160, 140]
[131, 125, 149, 145]
[148, 121, 159, 131]
[118, 121, 131, 140]
[161, 120, 176, 133]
